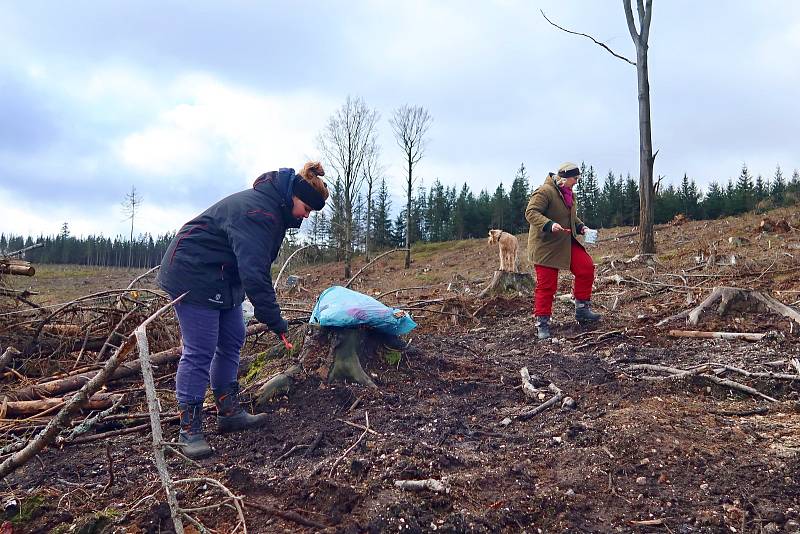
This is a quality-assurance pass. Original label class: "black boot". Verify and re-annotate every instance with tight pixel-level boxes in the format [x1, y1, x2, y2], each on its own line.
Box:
[213, 382, 269, 434]
[575, 300, 601, 323]
[178, 402, 213, 459]
[535, 316, 551, 340]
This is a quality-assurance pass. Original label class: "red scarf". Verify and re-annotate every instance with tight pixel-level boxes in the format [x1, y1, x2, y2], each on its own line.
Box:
[559, 184, 574, 208]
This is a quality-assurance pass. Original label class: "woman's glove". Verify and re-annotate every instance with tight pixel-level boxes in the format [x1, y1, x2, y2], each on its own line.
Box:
[270, 317, 289, 335]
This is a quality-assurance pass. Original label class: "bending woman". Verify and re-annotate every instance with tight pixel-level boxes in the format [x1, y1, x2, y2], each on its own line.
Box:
[158, 162, 328, 458]
[525, 162, 600, 340]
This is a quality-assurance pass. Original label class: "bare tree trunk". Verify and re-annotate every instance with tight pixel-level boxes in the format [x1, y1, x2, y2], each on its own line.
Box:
[625, 0, 656, 254]
[344, 209, 353, 279]
[365, 184, 372, 261]
[128, 220, 134, 270]
[405, 156, 412, 268]
[636, 45, 655, 253]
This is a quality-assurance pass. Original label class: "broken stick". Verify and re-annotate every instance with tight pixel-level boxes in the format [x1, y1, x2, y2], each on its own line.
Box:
[668, 330, 766, 342]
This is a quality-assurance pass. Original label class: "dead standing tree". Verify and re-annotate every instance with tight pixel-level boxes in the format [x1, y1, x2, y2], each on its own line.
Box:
[542, 0, 657, 254]
[121, 185, 142, 270]
[319, 96, 380, 279]
[390, 105, 432, 268]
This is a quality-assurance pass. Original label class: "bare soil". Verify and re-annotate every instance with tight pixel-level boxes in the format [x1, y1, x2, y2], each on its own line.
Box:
[1, 208, 800, 533]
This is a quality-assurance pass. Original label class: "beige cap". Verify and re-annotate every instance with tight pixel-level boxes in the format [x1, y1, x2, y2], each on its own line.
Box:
[557, 162, 580, 178]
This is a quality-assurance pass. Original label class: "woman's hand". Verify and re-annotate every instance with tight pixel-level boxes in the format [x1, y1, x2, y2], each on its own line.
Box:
[551, 223, 571, 233]
[270, 317, 289, 335]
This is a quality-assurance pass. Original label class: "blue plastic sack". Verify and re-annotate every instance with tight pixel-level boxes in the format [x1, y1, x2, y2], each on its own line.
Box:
[310, 286, 417, 336]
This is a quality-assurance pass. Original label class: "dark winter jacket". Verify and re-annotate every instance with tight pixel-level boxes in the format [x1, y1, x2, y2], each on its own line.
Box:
[157, 169, 302, 332]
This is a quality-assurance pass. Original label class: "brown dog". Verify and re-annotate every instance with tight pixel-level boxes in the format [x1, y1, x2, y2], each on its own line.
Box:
[488, 229, 518, 272]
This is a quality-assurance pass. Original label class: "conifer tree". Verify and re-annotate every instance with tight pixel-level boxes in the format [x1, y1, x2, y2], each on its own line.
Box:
[703, 181, 725, 219]
[508, 163, 530, 234]
[771, 165, 786, 205]
[622, 175, 640, 225]
[733, 163, 754, 214]
[372, 177, 392, 249]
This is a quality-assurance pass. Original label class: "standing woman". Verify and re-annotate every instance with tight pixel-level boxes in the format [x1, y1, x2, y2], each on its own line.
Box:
[158, 162, 328, 458]
[525, 162, 600, 340]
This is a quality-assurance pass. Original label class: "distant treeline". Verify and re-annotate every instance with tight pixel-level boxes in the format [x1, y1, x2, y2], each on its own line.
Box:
[1, 225, 176, 269]
[316, 162, 799, 250]
[3, 162, 798, 268]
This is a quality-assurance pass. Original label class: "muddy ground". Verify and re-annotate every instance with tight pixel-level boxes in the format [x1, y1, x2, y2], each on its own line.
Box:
[1, 207, 799, 533]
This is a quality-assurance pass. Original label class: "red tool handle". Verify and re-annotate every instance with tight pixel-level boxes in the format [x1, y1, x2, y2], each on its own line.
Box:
[280, 333, 294, 350]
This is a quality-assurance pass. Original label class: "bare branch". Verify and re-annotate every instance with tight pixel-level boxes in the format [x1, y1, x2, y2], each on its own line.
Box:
[273, 244, 313, 290]
[344, 248, 409, 289]
[640, 0, 653, 45]
[540, 9, 635, 66]
[623, 1, 640, 44]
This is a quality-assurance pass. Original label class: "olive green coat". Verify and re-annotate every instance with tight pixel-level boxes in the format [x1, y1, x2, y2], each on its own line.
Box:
[525, 174, 586, 270]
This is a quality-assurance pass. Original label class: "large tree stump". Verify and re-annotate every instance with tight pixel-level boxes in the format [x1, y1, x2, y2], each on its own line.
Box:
[254, 326, 399, 410]
[478, 270, 535, 298]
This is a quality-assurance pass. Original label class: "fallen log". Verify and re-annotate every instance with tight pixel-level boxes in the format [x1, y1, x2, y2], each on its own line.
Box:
[10, 323, 273, 401]
[9, 346, 182, 401]
[1, 393, 122, 417]
[0, 288, 38, 298]
[41, 324, 85, 336]
[0, 259, 35, 277]
[667, 330, 766, 342]
[0, 297, 183, 480]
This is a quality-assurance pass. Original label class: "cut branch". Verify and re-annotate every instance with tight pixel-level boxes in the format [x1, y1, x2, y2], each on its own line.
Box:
[136, 294, 187, 534]
[345, 248, 408, 288]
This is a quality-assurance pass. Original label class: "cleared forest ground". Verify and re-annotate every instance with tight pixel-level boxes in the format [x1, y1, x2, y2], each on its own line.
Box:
[1, 207, 799, 533]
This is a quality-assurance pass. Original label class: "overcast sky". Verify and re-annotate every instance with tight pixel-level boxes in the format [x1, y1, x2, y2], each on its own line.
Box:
[1, 1, 798, 238]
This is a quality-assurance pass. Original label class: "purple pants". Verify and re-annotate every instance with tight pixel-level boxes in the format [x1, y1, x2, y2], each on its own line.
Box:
[174, 301, 245, 404]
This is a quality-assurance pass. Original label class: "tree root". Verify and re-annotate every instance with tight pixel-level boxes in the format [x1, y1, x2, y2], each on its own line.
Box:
[656, 286, 800, 327]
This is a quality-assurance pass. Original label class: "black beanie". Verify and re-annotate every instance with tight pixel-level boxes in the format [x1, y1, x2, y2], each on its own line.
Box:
[293, 177, 326, 210]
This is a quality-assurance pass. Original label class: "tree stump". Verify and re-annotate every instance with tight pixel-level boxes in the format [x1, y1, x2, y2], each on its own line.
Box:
[254, 326, 401, 410]
[478, 270, 535, 298]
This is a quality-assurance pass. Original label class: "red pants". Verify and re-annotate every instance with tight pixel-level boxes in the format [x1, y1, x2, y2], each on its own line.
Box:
[534, 239, 595, 316]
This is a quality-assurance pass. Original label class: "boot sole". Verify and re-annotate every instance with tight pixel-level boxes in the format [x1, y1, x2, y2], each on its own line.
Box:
[184, 448, 214, 460]
[217, 418, 269, 434]
[174, 442, 214, 459]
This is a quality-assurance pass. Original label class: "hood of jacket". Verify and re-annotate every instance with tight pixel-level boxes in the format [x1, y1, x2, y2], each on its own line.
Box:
[253, 168, 303, 229]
